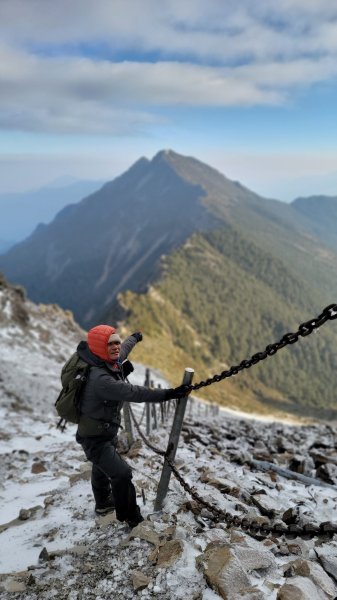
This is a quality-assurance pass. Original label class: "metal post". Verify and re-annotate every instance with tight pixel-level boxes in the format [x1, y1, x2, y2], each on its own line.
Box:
[144, 368, 151, 435]
[123, 402, 134, 445]
[144, 368, 150, 387]
[152, 403, 158, 430]
[146, 403, 151, 435]
[154, 368, 194, 511]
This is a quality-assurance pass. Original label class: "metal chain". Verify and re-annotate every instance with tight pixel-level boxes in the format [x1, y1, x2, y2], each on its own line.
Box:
[129, 404, 165, 456]
[129, 405, 234, 522]
[165, 456, 337, 539]
[190, 303, 337, 391]
[128, 304, 337, 539]
[129, 405, 337, 539]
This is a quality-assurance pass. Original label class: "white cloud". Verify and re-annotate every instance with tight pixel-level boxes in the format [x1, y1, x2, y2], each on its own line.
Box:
[1, 0, 337, 61]
[3, 40, 337, 136]
[0, 1, 337, 135]
[0, 44, 289, 135]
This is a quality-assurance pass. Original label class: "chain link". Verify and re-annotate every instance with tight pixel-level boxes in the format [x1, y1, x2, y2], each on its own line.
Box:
[128, 404, 337, 539]
[191, 303, 337, 391]
[128, 304, 337, 539]
[129, 404, 166, 456]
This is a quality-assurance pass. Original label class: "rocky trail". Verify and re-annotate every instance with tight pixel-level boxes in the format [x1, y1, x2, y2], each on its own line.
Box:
[2, 403, 337, 600]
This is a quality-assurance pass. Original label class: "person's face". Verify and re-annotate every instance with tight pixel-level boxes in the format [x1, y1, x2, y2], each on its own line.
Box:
[107, 340, 121, 361]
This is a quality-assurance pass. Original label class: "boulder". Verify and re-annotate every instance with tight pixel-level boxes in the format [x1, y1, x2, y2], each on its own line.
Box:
[316, 464, 337, 484]
[231, 588, 266, 599]
[315, 548, 337, 581]
[233, 546, 275, 574]
[157, 540, 183, 567]
[250, 494, 280, 518]
[277, 576, 330, 600]
[129, 521, 161, 547]
[197, 542, 250, 599]
[283, 558, 337, 598]
[288, 455, 315, 476]
[131, 570, 151, 591]
[4, 579, 26, 593]
[69, 469, 91, 485]
[31, 461, 47, 474]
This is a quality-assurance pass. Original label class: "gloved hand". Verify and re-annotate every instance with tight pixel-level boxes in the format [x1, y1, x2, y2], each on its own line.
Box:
[122, 360, 134, 379]
[165, 385, 192, 400]
[132, 332, 143, 342]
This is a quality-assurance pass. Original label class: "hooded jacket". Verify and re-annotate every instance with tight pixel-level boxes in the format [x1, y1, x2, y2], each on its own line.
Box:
[76, 334, 168, 438]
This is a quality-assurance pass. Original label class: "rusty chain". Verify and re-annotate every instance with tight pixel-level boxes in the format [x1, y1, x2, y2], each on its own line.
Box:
[164, 456, 337, 539]
[59, 304, 337, 535]
[128, 305, 337, 539]
[190, 303, 337, 391]
[128, 405, 337, 539]
[129, 403, 166, 457]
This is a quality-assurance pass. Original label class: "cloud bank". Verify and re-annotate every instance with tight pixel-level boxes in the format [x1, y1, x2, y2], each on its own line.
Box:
[1, 0, 337, 134]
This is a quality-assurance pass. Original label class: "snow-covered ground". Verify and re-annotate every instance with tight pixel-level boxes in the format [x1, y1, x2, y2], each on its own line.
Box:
[2, 278, 337, 599]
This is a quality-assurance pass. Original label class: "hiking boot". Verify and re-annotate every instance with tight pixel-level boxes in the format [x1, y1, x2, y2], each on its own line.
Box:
[116, 505, 144, 528]
[125, 506, 144, 528]
[95, 495, 115, 516]
[126, 514, 144, 528]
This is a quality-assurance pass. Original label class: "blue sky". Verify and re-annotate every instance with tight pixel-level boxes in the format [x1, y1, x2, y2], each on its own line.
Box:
[0, 0, 337, 201]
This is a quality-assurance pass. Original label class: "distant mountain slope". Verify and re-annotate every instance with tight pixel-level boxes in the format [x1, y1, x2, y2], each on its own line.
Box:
[1, 149, 336, 328]
[0, 153, 224, 324]
[0, 239, 15, 255]
[1, 150, 337, 417]
[115, 224, 337, 419]
[292, 195, 337, 253]
[0, 179, 103, 249]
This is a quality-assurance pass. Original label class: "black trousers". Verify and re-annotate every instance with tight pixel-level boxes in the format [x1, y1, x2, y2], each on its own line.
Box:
[76, 434, 140, 521]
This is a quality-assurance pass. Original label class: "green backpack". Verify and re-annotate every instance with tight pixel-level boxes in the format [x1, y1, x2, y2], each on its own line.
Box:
[55, 352, 90, 428]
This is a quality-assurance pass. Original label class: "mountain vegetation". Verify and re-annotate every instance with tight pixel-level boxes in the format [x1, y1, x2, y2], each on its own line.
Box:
[292, 195, 337, 253]
[116, 222, 337, 419]
[1, 149, 337, 418]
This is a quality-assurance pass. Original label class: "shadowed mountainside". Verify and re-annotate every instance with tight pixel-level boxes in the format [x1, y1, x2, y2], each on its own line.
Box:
[1, 150, 337, 417]
[1, 150, 336, 327]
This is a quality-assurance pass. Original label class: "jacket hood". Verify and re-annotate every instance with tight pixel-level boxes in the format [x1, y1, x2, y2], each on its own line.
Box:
[87, 324, 117, 362]
[77, 341, 107, 367]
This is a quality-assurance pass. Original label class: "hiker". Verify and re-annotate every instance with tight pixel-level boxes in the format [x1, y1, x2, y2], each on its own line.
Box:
[75, 324, 190, 528]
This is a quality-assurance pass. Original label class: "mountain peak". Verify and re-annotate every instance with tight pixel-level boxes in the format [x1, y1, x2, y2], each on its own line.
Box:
[152, 149, 177, 161]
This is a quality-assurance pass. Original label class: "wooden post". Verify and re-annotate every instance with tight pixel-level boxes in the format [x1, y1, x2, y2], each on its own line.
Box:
[154, 368, 194, 511]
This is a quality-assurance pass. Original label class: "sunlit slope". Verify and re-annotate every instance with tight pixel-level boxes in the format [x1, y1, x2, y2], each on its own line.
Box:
[117, 224, 337, 419]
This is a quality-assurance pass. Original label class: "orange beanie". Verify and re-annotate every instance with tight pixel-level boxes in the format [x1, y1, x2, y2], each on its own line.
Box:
[87, 325, 117, 362]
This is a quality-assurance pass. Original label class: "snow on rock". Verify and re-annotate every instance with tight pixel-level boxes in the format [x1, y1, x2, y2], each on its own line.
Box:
[2, 274, 337, 599]
[0, 273, 85, 415]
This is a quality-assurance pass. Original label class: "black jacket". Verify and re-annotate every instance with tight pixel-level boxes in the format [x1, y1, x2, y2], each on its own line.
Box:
[76, 335, 167, 438]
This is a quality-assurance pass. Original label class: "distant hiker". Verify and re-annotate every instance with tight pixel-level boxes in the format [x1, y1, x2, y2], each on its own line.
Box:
[74, 324, 190, 528]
